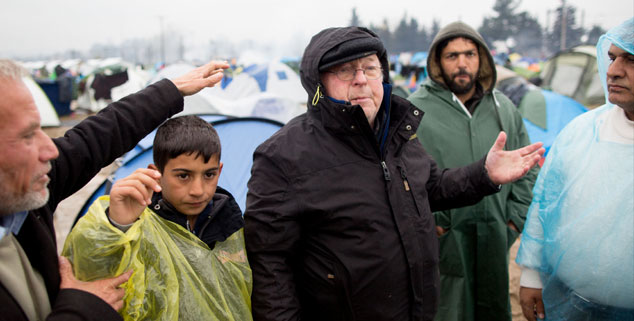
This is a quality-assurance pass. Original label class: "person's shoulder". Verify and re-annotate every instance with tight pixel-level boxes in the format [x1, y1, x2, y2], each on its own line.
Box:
[563, 103, 609, 131]
[255, 113, 312, 154]
[492, 89, 516, 108]
[213, 187, 243, 217]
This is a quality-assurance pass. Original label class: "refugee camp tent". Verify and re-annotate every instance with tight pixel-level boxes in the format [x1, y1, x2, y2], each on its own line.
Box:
[218, 61, 306, 105]
[497, 65, 587, 157]
[76, 59, 150, 112]
[539, 45, 604, 108]
[149, 62, 306, 122]
[75, 115, 283, 222]
[22, 76, 61, 127]
[149, 63, 220, 116]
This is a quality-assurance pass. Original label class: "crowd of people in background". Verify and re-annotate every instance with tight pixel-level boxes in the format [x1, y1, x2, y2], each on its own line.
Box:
[0, 15, 632, 321]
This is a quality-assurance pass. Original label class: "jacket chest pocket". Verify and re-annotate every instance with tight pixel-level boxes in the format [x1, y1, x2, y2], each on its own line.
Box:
[396, 165, 429, 217]
[395, 165, 436, 232]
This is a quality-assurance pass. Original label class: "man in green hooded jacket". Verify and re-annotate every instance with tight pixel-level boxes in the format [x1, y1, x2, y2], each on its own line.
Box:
[407, 21, 538, 321]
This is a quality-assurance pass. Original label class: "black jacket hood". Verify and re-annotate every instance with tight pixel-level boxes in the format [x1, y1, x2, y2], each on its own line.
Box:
[299, 26, 391, 107]
[426, 21, 497, 92]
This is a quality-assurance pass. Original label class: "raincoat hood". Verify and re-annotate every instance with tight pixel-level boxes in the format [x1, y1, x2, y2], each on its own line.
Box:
[596, 18, 634, 105]
[299, 26, 390, 107]
[426, 21, 496, 92]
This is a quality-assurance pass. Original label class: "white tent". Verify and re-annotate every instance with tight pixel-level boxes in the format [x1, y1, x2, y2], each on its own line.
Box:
[22, 76, 60, 127]
[217, 61, 306, 105]
[77, 60, 150, 112]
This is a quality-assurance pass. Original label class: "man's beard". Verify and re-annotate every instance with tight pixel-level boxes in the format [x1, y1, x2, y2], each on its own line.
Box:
[442, 68, 477, 95]
[0, 169, 50, 216]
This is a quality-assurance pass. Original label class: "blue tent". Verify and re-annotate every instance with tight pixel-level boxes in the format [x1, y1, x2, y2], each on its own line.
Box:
[496, 66, 587, 156]
[519, 90, 587, 155]
[75, 115, 282, 223]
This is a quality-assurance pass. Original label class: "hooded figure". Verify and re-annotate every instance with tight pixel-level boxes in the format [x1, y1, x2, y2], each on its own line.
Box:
[244, 26, 506, 321]
[516, 18, 634, 321]
[407, 21, 538, 321]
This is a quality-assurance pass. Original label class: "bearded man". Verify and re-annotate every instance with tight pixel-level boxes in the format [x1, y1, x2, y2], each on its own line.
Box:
[407, 21, 538, 321]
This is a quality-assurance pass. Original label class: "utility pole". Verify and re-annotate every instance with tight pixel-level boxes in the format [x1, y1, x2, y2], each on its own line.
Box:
[544, 9, 551, 57]
[560, 0, 567, 51]
[159, 16, 166, 64]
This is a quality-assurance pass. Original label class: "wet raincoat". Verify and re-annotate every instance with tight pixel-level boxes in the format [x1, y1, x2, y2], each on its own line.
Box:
[63, 195, 253, 321]
[407, 22, 538, 321]
[516, 18, 634, 320]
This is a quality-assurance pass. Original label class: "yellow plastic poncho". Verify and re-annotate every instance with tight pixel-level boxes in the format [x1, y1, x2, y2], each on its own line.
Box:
[62, 196, 253, 321]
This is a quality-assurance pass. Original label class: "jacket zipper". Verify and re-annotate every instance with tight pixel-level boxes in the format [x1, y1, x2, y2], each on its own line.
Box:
[380, 161, 391, 181]
[399, 166, 423, 215]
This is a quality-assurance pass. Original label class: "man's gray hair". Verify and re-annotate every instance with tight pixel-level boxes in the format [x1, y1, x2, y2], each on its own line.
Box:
[0, 59, 26, 80]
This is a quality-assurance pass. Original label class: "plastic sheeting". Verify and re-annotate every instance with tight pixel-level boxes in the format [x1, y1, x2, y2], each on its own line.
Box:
[63, 196, 252, 321]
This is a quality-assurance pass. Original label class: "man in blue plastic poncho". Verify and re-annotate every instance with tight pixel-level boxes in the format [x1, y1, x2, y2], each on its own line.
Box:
[516, 18, 634, 321]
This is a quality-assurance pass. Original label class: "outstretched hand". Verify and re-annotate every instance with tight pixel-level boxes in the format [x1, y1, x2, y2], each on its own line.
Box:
[485, 132, 544, 185]
[171, 60, 230, 96]
[59, 256, 132, 312]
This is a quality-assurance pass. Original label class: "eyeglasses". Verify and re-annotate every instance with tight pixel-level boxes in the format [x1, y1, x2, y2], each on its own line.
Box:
[327, 66, 383, 81]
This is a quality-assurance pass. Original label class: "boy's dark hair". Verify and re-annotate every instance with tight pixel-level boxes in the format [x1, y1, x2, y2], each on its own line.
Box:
[153, 115, 221, 172]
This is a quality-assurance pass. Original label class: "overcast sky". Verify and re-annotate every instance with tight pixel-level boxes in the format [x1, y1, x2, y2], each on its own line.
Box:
[2, 0, 632, 59]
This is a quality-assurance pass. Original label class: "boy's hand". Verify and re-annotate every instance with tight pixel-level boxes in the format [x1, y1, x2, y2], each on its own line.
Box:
[109, 168, 162, 225]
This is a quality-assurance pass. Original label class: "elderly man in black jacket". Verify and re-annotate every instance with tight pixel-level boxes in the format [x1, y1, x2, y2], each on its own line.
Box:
[0, 59, 228, 321]
[244, 27, 544, 321]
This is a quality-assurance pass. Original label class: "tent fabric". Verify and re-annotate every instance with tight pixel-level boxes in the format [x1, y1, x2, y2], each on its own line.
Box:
[22, 76, 61, 127]
[496, 65, 587, 155]
[77, 117, 282, 221]
[150, 61, 306, 122]
[63, 196, 252, 321]
[540, 45, 604, 108]
[520, 90, 587, 155]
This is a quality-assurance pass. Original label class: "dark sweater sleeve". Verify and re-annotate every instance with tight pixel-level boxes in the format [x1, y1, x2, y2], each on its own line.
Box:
[46, 289, 122, 321]
[47, 79, 183, 208]
[426, 156, 501, 212]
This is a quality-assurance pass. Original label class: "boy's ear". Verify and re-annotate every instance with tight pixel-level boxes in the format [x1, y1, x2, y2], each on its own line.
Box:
[148, 164, 158, 171]
[218, 162, 223, 176]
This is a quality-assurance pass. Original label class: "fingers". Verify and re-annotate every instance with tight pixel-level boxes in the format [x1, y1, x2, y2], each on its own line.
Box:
[491, 131, 507, 152]
[113, 169, 161, 205]
[58, 256, 76, 288]
[536, 298, 545, 320]
[201, 71, 224, 88]
[110, 270, 133, 288]
[518, 141, 545, 157]
[520, 287, 544, 321]
[102, 270, 132, 311]
[202, 60, 229, 78]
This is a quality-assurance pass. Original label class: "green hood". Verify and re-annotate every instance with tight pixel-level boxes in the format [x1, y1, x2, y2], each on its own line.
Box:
[426, 21, 496, 93]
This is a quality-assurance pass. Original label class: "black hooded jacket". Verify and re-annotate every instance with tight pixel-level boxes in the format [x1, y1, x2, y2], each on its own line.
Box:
[244, 27, 499, 321]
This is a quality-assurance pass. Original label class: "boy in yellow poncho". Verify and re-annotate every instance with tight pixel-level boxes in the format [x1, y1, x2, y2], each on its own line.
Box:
[63, 115, 252, 321]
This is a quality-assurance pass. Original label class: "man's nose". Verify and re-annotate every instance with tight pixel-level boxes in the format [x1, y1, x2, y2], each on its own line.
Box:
[457, 54, 468, 67]
[607, 57, 625, 79]
[39, 130, 58, 162]
[352, 69, 368, 84]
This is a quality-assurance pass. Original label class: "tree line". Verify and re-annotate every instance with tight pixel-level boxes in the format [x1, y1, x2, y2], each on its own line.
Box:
[350, 0, 606, 59]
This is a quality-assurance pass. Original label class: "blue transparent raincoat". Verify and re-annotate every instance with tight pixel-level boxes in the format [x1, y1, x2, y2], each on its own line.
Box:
[516, 18, 634, 320]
